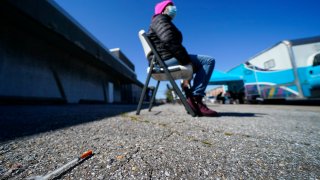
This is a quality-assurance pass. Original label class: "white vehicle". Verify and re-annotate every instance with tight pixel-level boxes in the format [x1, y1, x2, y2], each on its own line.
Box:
[207, 96, 216, 103]
[227, 36, 320, 102]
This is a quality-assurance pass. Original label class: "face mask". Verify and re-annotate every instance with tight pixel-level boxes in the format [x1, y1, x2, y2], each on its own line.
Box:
[166, 6, 177, 18]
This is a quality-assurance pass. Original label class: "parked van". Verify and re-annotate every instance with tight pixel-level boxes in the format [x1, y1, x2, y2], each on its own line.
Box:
[228, 36, 320, 102]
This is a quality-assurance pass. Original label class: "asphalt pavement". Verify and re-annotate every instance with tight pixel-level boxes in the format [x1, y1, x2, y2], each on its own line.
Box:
[0, 103, 319, 179]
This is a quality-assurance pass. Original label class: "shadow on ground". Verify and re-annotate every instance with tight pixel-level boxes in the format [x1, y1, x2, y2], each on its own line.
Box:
[149, 111, 263, 117]
[218, 112, 265, 117]
[0, 104, 142, 143]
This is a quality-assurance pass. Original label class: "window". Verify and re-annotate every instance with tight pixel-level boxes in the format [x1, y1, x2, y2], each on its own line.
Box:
[264, 59, 275, 69]
[313, 53, 320, 66]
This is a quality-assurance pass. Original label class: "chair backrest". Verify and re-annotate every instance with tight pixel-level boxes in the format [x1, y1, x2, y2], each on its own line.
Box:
[138, 29, 193, 80]
[138, 30, 152, 58]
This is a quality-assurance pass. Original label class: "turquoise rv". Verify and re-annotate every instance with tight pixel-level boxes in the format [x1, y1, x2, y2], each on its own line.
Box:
[227, 36, 320, 102]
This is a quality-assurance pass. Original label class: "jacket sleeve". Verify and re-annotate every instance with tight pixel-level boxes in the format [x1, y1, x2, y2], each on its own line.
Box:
[151, 15, 191, 65]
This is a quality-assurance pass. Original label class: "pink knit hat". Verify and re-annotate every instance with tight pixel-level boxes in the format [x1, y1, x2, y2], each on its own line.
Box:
[154, 0, 174, 15]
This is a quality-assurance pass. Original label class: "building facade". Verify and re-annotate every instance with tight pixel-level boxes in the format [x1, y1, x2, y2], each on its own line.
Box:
[0, 0, 143, 104]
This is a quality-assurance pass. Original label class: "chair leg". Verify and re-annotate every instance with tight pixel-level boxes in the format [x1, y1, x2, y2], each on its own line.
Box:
[168, 79, 196, 117]
[136, 64, 154, 115]
[153, 63, 196, 116]
[148, 80, 160, 112]
[161, 68, 196, 116]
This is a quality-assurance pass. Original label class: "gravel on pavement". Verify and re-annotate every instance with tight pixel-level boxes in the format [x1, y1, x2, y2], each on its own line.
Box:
[0, 104, 319, 179]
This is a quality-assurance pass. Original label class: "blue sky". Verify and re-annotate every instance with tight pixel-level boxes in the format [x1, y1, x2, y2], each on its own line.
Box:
[54, 0, 320, 98]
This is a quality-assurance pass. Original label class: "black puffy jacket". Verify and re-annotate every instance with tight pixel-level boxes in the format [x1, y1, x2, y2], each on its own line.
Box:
[148, 14, 191, 65]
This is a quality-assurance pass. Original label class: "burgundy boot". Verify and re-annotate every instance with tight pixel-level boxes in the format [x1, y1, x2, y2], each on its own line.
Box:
[194, 96, 219, 117]
[186, 96, 201, 116]
[182, 87, 200, 115]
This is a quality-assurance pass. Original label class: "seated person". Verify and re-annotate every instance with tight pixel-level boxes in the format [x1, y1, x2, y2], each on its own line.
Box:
[148, 0, 218, 117]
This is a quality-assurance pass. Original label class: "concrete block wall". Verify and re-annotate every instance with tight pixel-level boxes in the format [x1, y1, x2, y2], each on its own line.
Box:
[0, 22, 116, 104]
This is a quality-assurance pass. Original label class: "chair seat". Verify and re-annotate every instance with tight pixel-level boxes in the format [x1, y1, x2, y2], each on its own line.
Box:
[147, 64, 193, 81]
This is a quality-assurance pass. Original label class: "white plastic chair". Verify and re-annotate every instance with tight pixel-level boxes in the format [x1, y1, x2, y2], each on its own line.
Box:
[136, 30, 196, 116]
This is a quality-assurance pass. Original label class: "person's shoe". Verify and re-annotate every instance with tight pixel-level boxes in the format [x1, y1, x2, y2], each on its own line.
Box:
[180, 81, 199, 116]
[194, 96, 219, 117]
[183, 87, 192, 98]
[186, 96, 201, 116]
[181, 81, 192, 98]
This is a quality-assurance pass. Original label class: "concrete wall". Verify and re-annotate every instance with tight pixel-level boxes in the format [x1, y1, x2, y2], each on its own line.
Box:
[0, 0, 143, 104]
